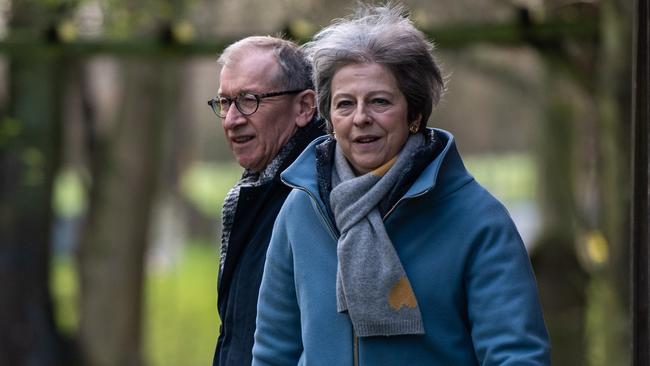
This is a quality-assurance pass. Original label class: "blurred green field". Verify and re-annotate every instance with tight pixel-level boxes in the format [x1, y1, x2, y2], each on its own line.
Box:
[464, 153, 536, 205]
[51, 243, 220, 366]
[144, 243, 220, 366]
[50, 161, 242, 366]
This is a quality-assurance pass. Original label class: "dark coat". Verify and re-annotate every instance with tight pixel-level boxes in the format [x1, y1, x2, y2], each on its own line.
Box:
[213, 119, 324, 366]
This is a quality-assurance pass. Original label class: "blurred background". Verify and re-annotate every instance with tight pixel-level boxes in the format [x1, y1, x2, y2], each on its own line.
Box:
[0, 0, 644, 365]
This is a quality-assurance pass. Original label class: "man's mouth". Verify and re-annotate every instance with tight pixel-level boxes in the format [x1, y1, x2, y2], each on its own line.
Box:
[231, 136, 255, 144]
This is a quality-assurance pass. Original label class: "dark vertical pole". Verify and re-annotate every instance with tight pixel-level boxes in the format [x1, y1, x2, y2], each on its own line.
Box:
[632, 0, 650, 363]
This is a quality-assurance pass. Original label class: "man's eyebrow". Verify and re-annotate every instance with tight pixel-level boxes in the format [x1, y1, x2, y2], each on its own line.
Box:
[218, 90, 254, 97]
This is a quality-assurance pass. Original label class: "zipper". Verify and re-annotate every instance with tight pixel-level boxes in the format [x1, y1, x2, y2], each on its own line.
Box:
[353, 331, 359, 366]
[348, 191, 429, 366]
[382, 188, 432, 221]
[282, 181, 433, 366]
[283, 180, 355, 364]
[281, 179, 339, 241]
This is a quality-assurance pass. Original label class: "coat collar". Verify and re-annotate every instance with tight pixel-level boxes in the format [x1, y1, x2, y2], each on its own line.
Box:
[281, 128, 473, 212]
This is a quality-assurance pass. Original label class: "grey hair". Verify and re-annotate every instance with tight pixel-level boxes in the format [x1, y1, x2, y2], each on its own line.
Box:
[218, 36, 313, 91]
[301, 3, 444, 132]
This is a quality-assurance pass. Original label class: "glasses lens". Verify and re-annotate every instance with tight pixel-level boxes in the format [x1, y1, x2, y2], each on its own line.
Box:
[216, 97, 231, 118]
[208, 99, 218, 116]
[236, 94, 259, 116]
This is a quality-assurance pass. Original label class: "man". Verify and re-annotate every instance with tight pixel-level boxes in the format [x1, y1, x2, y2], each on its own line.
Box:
[209, 36, 323, 366]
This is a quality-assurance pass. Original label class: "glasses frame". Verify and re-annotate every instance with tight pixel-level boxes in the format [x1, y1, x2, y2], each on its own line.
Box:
[207, 89, 305, 118]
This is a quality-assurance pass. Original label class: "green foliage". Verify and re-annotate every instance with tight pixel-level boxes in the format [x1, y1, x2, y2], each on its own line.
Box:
[585, 275, 630, 366]
[51, 243, 220, 366]
[50, 254, 79, 334]
[53, 168, 86, 218]
[21, 147, 45, 186]
[40, 0, 78, 8]
[180, 161, 241, 218]
[102, 0, 200, 38]
[0, 117, 21, 146]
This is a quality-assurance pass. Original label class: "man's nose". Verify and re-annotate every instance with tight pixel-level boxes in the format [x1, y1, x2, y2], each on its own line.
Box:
[222, 105, 246, 129]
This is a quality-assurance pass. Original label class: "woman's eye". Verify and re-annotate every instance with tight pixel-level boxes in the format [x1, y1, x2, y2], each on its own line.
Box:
[335, 100, 353, 109]
[372, 98, 390, 106]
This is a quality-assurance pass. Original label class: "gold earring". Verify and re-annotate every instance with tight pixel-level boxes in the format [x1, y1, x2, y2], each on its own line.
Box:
[409, 121, 420, 134]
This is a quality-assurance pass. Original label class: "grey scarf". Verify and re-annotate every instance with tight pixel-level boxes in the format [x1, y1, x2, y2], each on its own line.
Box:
[330, 133, 425, 337]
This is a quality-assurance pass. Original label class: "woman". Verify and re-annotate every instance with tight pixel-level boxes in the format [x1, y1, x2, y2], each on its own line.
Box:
[252, 4, 550, 366]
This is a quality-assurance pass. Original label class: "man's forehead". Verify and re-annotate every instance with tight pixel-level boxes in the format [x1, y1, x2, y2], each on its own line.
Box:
[218, 49, 280, 94]
[224, 48, 279, 74]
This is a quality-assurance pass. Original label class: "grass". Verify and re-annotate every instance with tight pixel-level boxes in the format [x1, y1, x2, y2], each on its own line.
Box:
[50, 254, 79, 334]
[144, 242, 220, 366]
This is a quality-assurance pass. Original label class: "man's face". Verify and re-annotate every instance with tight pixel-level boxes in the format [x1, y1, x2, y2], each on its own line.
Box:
[218, 50, 299, 172]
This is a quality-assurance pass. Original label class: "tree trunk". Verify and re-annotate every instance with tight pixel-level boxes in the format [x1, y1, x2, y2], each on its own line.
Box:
[583, 0, 633, 364]
[531, 73, 590, 366]
[77, 59, 172, 366]
[0, 49, 70, 365]
[631, 0, 650, 363]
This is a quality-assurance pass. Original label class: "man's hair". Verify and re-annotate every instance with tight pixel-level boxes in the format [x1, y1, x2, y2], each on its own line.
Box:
[302, 3, 444, 132]
[218, 36, 314, 91]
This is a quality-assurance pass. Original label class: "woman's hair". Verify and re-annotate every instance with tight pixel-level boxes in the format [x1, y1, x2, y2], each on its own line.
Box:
[302, 3, 444, 132]
[218, 36, 314, 91]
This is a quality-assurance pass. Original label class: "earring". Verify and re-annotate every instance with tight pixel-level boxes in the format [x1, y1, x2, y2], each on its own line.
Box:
[409, 121, 420, 134]
[331, 130, 336, 139]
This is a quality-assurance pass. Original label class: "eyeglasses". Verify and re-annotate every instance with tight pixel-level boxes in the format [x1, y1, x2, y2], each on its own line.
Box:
[207, 89, 304, 118]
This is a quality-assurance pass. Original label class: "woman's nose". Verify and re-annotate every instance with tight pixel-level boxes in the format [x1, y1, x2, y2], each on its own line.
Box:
[352, 103, 372, 126]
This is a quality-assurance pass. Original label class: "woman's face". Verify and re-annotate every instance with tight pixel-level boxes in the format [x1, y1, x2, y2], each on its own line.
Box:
[330, 62, 410, 175]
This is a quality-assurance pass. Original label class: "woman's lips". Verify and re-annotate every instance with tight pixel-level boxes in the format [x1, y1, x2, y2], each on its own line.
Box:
[353, 135, 380, 143]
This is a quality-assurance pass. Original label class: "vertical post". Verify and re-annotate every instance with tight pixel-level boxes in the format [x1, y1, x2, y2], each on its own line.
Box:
[632, 0, 650, 364]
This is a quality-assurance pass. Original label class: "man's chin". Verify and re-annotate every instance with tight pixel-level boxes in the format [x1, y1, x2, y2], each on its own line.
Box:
[236, 157, 263, 172]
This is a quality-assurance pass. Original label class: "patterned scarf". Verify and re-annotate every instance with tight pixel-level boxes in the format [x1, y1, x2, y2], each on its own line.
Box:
[219, 136, 298, 274]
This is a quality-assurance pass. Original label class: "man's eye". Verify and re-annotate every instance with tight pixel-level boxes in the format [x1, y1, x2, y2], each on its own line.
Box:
[218, 98, 230, 106]
[240, 94, 258, 103]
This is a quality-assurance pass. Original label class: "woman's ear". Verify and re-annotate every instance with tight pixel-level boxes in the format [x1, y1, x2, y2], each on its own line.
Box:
[412, 114, 423, 128]
[294, 89, 317, 127]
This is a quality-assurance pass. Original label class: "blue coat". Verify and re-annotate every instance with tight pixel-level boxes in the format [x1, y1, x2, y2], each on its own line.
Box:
[253, 129, 550, 366]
